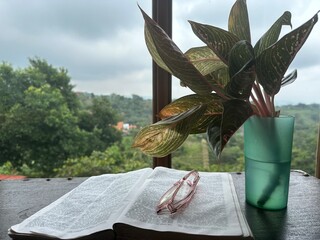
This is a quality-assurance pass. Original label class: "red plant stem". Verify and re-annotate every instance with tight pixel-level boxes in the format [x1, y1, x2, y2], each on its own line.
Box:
[251, 93, 268, 117]
[263, 90, 273, 116]
[252, 82, 271, 117]
[263, 90, 277, 117]
[250, 93, 264, 116]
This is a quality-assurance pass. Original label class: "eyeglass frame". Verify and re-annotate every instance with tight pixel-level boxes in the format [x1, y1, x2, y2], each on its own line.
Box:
[156, 170, 200, 214]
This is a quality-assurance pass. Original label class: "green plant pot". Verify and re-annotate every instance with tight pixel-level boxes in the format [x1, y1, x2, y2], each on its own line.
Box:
[244, 115, 294, 210]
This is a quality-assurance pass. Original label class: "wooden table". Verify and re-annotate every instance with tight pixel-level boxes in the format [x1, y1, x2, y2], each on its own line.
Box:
[1, 171, 320, 240]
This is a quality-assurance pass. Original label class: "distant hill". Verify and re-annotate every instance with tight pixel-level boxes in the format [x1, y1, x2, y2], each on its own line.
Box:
[77, 92, 319, 128]
[77, 93, 152, 127]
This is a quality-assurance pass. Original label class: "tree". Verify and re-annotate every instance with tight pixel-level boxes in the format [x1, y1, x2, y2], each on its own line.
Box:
[55, 136, 151, 177]
[0, 84, 91, 175]
[0, 59, 122, 176]
[78, 96, 122, 152]
[28, 58, 80, 112]
[106, 93, 152, 126]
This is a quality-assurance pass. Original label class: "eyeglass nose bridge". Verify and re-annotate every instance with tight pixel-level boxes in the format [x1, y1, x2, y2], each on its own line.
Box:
[167, 203, 177, 214]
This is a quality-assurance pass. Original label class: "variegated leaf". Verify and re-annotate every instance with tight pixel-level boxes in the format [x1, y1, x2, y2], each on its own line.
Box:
[159, 94, 223, 134]
[144, 27, 173, 74]
[254, 11, 292, 57]
[256, 12, 318, 95]
[228, 0, 251, 43]
[185, 46, 229, 88]
[132, 105, 206, 157]
[226, 40, 255, 99]
[281, 69, 297, 87]
[155, 104, 206, 126]
[189, 21, 240, 65]
[140, 7, 216, 95]
[208, 99, 253, 158]
[132, 123, 189, 157]
[206, 115, 223, 156]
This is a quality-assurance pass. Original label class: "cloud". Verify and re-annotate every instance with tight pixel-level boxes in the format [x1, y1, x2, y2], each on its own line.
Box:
[0, 0, 318, 104]
[0, 0, 144, 38]
[277, 66, 320, 104]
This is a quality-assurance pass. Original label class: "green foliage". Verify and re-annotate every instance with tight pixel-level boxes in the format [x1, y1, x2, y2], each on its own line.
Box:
[55, 136, 152, 177]
[78, 96, 122, 153]
[0, 84, 83, 172]
[0, 59, 122, 177]
[77, 93, 152, 127]
[107, 94, 152, 127]
[0, 161, 19, 175]
[135, 0, 319, 158]
[281, 104, 319, 174]
[172, 134, 245, 172]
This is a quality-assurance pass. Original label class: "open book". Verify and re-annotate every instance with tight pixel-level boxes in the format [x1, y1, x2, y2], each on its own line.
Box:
[9, 167, 253, 240]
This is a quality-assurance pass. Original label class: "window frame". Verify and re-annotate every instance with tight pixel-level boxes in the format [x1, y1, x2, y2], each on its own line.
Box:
[152, 0, 172, 168]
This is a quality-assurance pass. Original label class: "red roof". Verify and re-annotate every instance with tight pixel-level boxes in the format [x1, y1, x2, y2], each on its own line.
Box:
[0, 174, 26, 180]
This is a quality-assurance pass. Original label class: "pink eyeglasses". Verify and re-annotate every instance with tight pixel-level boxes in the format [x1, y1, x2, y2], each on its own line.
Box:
[156, 170, 200, 214]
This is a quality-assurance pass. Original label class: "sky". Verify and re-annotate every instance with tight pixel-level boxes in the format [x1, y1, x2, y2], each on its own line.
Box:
[0, 0, 319, 105]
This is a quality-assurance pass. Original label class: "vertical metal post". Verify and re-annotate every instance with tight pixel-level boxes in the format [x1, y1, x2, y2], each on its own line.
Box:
[152, 0, 172, 168]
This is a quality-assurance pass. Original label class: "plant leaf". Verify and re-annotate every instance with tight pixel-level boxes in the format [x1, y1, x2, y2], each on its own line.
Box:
[159, 94, 223, 134]
[185, 46, 229, 88]
[189, 20, 240, 65]
[256, 12, 319, 96]
[132, 123, 189, 157]
[185, 46, 226, 76]
[254, 11, 292, 57]
[144, 27, 173, 74]
[281, 69, 297, 87]
[132, 105, 206, 157]
[228, 0, 251, 43]
[226, 40, 255, 99]
[139, 7, 215, 96]
[207, 99, 253, 157]
[155, 104, 206, 126]
[206, 115, 223, 156]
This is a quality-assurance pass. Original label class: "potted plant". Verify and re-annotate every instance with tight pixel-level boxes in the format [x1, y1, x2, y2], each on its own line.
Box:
[133, 0, 319, 210]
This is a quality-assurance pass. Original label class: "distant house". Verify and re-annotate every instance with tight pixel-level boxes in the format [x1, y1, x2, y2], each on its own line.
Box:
[115, 121, 137, 133]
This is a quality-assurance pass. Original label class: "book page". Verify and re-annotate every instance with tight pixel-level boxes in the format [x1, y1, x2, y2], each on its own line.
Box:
[115, 167, 248, 237]
[10, 168, 153, 239]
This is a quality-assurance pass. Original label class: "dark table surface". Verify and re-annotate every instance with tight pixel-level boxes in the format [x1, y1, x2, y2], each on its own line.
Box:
[1, 171, 320, 240]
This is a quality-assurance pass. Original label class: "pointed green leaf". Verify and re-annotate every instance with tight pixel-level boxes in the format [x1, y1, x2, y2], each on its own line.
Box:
[206, 115, 223, 156]
[132, 105, 206, 157]
[228, 0, 251, 42]
[158, 94, 219, 118]
[254, 11, 292, 57]
[159, 94, 223, 134]
[132, 123, 189, 157]
[256, 12, 318, 95]
[226, 40, 255, 99]
[144, 27, 173, 74]
[207, 99, 253, 158]
[189, 21, 240, 65]
[140, 7, 214, 95]
[281, 69, 297, 87]
[185, 46, 226, 76]
[208, 66, 230, 88]
[185, 46, 229, 88]
[155, 104, 206, 126]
